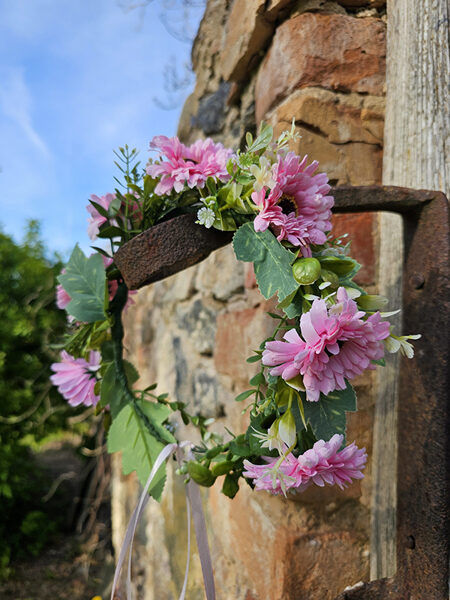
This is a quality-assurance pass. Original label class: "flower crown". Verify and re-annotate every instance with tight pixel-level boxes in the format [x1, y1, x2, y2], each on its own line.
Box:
[51, 122, 419, 501]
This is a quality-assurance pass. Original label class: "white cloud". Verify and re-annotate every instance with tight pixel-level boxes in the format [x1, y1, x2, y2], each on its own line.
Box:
[0, 66, 50, 157]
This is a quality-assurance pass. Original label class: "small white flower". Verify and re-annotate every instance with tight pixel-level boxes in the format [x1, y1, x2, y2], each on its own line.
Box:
[249, 156, 276, 191]
[196, 207, 215, 229]
[384, 333, 421, 358]
[252, 421, 283, 452]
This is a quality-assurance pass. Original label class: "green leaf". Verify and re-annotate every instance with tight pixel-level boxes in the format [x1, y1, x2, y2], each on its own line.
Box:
[249, 372, 265, 386]
[303, 382, 357, 445]
[233, 223, 298, 303]
[372, 358, 386, 367]
[247, 122, 273, 153]
[281, 290, 304, 319]
[234, 390, 255, 402]
[58, 246, 106, 323]
[100, 361, 139, 418]
[89, 200, 110, 218]
[246, 354, 261, 364]
[107, 400, 176, 500]
[61, 323, 95, 357]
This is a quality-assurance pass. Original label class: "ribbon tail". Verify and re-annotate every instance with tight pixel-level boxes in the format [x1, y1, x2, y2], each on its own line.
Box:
[178, 485, 191, 600]
[186, 480, 216, 600]
[111, 442, 178, 600]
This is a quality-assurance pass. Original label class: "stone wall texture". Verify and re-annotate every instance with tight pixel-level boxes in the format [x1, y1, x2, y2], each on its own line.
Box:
[113, 1, 387, 598]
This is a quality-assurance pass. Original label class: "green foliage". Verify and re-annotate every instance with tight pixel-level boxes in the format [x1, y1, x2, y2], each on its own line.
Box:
[100, 360, 139, 418]
[107, 400, 176, 500]
[58, 246, 107, 323]
[233, 223, 298, 304]
[0, 221, 72, 576]
[303, 382, 357, 445]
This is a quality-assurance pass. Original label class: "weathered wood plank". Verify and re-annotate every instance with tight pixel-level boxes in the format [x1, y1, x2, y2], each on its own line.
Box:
[372, 0, 450, 581]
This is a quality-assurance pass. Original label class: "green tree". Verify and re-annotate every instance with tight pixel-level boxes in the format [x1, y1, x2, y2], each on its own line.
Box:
[0, 221, 72, 575]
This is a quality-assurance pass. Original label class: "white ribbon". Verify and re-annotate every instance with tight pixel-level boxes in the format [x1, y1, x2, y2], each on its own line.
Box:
[110, 442, 215, 600]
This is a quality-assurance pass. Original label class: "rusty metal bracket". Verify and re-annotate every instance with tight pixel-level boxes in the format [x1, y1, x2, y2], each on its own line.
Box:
[115, 186, 450, 599]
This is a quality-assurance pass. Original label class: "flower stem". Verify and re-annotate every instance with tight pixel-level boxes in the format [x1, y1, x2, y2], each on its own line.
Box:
[109, 281, 168, 445]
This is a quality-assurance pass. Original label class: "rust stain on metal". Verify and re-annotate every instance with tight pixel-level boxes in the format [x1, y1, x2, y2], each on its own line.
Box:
[114, 213, 232, 290]
[114, 186, 449, 599]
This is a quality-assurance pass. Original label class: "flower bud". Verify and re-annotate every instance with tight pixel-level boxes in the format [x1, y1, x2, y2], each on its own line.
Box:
[211, 460, 235, 477]
[318, 256, 357, 277]
[292, 258, 321, 285]
[278, 408, 296, 447]
[187, 462, 216, 487]
[357, 294, 389, 311]
[222, 474, 239, 498]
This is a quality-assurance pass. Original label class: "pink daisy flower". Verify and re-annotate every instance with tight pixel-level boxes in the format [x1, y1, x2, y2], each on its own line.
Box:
[50, 350, 101, 407]
[147, 135, 233, 195]
[243, 434, 367, 495]
[87, 193, 115, 240]
[263, 287, 390, 401]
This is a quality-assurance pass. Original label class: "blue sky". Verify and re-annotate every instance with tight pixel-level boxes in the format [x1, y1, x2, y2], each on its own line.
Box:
[0, 0, 203, 256]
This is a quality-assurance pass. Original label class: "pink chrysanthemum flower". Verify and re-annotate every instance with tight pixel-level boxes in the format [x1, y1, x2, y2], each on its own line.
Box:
[147, 135, 233, 195]
[250, 153, 333, 252]
[87, 193, 115, 240]
[273, 152, 334, 240]
[243, 434, 367, 495]
[50, 350, 101, 407]
[263, 287, 390, 401]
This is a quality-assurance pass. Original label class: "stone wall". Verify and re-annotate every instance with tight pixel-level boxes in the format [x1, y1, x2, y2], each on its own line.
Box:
[112, 1, 387, 598]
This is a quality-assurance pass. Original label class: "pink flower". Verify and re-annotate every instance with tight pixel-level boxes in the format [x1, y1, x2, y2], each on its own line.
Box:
[271, 152, 334, 248]
[50, 350, 101, 407]
[87, 193, 115, 240]
[251, 187, 283, 232]
[56, 269, 71, 310]
[243, 434, 367, 495]
[147, 135, 233, 195]
[263, 287, 390, 401]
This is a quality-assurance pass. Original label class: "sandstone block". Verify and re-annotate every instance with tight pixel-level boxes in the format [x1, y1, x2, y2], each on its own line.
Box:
[332, 212, 376, 285]
[195, 244, 245, 301]
[214, 306, 273, 384]
[175, 297, 218, 355]
[255, 13, 386, 121]
[273, 121, 383, 186]
[272, 88, 384, 144]
[220, 0, 273, 83]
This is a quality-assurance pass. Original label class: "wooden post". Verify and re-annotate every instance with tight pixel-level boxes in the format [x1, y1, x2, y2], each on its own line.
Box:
[371, 0, 450, 580]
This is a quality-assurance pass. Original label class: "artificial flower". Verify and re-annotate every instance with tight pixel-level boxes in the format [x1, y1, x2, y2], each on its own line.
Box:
[243, 434, 367, 495]
[56, 269, 71, 310]
[50, 350, 101, 407]
[249, 156, 276, 191]
[384, 333, 421, 358]
[251, 187, 283, 232]
[87, 193, 115, 241]
[263, 287, 390, 401]
[147, 135, 233, 195]
[196, 207, 216, 228]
